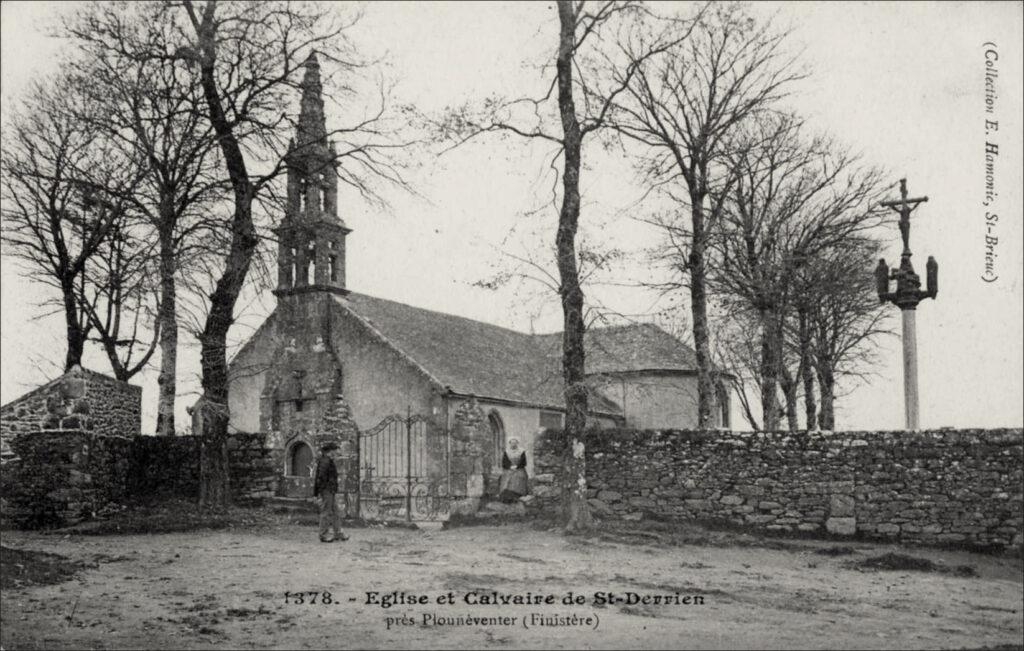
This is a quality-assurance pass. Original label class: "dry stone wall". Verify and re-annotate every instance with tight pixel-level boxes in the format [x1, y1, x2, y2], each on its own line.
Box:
[523, 430, 567, 517]
[533, 428, 1023, 550]
[1, 430, 278, 528]
[1, 366, 141, 460]
[524, 427, 1019, 548]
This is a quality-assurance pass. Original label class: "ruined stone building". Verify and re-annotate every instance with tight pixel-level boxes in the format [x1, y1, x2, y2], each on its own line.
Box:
[224, 53, 730, 511]
[1, 366, 142, 463]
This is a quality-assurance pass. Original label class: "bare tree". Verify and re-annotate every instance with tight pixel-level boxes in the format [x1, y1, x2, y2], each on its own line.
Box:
[608, 3, 803, 427]
[711, 110, 888, 430]
[76, 209, 161, 382]
[172, 0, 412, 507]
[710, 307, 760, 429]
[804, 241, 891, 429]
[63, 3, 229, 436]
[1, 76, 144, 373]
[440, 0, 695, 531]
[712, 114, 885, 430]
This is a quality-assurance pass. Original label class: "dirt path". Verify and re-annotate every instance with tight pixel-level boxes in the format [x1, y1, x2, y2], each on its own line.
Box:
[1, 523, 1021, 649]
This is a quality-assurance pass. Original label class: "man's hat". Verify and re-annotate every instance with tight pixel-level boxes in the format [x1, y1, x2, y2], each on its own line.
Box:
[321, 442, 339, 452]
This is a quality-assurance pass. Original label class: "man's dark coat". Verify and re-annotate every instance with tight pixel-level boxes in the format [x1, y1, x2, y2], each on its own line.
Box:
[314, 455, 338, 496]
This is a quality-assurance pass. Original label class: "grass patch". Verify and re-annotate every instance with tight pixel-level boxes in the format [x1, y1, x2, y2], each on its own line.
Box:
[850, 552, 977, 577]
[815, 546, 857, 556]
[594, 518, 807, 552]
[441, 510, 541, 530]
[0, 545, 92, 589]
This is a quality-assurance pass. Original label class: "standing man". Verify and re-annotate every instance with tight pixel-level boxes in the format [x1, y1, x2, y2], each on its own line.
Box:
[314, 442, 349, 543]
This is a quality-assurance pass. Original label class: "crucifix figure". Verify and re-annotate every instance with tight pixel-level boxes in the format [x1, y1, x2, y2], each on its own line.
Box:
[874, 178, 938, 431]
[882, 178, 927, 256]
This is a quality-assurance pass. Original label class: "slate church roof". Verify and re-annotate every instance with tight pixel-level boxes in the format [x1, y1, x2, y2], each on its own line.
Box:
[332, 292, 706, 416]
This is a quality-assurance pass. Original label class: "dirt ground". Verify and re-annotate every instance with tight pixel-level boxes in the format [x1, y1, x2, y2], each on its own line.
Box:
[1, 521, 1022, 650]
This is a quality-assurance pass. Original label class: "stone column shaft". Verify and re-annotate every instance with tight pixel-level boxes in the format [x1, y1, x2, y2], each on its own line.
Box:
[901, 308, 919, 430]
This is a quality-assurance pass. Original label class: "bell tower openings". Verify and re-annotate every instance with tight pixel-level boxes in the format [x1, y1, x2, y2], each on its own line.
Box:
[274, 51, 351, 298]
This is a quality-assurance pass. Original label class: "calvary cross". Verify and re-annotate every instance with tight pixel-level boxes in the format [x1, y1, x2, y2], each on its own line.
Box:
[880, 178, 928, 256]
[875, 177, 938, 432]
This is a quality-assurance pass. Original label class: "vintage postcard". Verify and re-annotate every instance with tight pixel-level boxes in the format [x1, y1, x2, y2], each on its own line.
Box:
[1, 2, 1021, 649]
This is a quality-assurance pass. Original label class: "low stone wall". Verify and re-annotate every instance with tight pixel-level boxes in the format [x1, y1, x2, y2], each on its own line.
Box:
[228, 432, 281, 501]
[2, 430, 132, 527]
[127, 435, 201, 500]
[1, 367, 141, 460]
[2, 430, 279, 528]
[534, 428, 1023, 550]
[524, 429, 568, 517]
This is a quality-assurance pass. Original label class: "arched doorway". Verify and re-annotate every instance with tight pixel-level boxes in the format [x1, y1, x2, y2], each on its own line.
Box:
[287, 441, 314, 477]
[487, 411, 505, 476]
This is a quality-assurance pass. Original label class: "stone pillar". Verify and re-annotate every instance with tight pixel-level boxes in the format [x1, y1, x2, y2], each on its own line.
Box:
[901, 308, 919, 430]
[324, 170, 338, 216]
[317, 392, 360, 517]
[449, 398, 487, 515]
[286, 165, 300, 214]
[277, 234, 293, 290]
[314, 234, 328, 286]
[305, 177, 320, 218]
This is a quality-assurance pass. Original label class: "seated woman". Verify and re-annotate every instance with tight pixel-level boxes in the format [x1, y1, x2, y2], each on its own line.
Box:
[498, 437, 529, 503]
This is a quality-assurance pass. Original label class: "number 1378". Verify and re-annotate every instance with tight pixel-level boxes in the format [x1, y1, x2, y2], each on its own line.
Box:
[284, 591, 333, 605]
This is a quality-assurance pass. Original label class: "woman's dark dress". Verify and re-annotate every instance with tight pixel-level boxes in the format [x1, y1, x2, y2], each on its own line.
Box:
[498, 451, 529, 503]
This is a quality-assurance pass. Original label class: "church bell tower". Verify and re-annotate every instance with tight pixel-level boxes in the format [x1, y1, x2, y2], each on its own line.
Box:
[260, 52, 359, 501]
[274, 52, 351, 297]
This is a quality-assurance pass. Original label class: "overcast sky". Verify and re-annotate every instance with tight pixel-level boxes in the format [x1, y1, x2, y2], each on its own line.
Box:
[2, 1, 1021, 432]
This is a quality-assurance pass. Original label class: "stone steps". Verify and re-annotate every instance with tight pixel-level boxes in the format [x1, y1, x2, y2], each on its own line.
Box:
[265, 496, 318, 513]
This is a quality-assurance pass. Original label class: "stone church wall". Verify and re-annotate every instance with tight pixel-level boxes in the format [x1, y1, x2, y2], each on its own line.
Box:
[590, 373, 702, 429]
[329, 303, 441, 430]
[531, 427, 1023, 550]
[227, 316, 279, 434]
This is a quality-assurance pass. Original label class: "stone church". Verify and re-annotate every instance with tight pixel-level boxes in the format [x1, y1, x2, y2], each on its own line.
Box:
[225, 53, 730, 515]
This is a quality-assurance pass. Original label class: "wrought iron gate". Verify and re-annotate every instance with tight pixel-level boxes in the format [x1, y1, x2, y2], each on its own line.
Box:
[358, 409, 451, 521]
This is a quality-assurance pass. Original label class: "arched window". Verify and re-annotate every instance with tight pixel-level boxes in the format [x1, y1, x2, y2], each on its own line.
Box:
[287, 441, 314, 477]
[488, 411, 505, 471]
[298, 177, 308, 212]
[716, 383, 731, 429]
[305, 240, 316, 284]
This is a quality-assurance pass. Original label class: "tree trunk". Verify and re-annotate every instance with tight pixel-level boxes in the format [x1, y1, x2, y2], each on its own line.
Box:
[195, 186, 256, 508]
[816, 365, 835, 430]
[798, 308, 816, 430]
[690, 198, 716, 429]
[191, 2, 260, 508]
[556, 0, 592, 533]
[780, 366, 799, 432]
[61, 276, 86, 371]
[155, 222, 177, 437]
[759, 308, 781, 431]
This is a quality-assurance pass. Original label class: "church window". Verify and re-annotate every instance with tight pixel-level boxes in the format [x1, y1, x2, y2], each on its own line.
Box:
[329, 255, 338, 282]
[487, 411, 505, 472]
[304, 240, 316, 284]
[289, 247, 298, 287]
[716, 384, 731, 428]
[298, 177, 308, 212]
[287, 441, 314, 477]
[539, 410, 563, 429]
